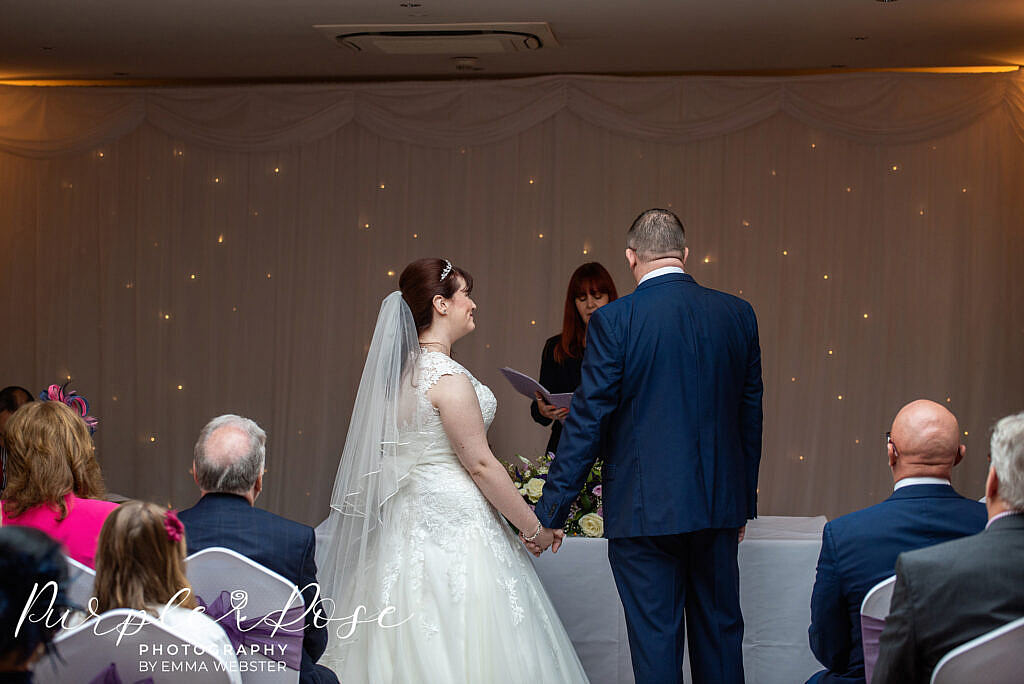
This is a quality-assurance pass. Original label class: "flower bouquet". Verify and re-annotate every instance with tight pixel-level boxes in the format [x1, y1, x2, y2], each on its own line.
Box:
[505, 453, 604, 537]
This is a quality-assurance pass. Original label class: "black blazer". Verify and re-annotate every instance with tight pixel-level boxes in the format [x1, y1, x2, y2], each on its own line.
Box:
[529, 334, 583, 455]
[873, 514, 1024, 683]
[178, 493, 336, 684]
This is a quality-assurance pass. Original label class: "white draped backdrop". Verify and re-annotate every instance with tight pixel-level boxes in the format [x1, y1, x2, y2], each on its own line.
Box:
[1, 73, 1022, 526]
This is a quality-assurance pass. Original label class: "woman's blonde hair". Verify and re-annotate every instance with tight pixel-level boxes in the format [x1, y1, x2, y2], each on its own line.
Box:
[94, 501, 197, 614]
[2, 400, 106, 519]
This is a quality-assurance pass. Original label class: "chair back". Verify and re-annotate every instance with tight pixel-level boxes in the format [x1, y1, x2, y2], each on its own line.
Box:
[34, 608, 233, 683]
[185, 547, 303, 684]
[931, 615, 1024, 684]
[65, 553, 96, 610]
[861, 575, 897, 683]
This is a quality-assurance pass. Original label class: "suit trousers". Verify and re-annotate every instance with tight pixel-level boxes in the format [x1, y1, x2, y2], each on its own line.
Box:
[608, 529, 744, 684]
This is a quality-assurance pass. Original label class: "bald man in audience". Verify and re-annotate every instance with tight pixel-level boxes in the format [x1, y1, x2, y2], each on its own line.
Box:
[873, 411, 1024, 683]
[178, 414, 338, 684]
[805, 400, 986, 684]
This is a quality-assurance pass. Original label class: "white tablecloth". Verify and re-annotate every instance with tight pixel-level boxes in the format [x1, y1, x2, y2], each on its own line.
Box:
[531, 516, 826, 684]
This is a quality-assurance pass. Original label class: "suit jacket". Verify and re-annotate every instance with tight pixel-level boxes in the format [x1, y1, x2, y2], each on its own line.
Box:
[529, 334, 583, 455]
[873, 514, 1024, 684]
[536, 271, 763, 537]
[178, 493, 329, 682]
[807, 484, 987, 683]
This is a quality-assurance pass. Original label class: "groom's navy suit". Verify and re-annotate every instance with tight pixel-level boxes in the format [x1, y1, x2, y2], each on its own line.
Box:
[536, 270, 763, 684]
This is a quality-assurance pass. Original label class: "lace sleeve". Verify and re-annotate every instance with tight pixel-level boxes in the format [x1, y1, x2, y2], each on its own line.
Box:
[418, 352, 472, 393]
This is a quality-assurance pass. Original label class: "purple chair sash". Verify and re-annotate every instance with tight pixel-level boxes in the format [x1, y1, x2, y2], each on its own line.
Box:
[861, 613, 886, 684]
[88, 662, 154, 684]
[197, 590, 305, 671]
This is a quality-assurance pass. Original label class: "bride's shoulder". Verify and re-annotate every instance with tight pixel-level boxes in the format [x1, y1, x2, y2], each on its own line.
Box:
[418, 351, 474, 389]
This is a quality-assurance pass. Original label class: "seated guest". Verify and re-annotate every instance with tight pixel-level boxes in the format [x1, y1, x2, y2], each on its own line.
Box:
[178, 415, 338, 684]
[0, 401, 117, 567]
[0, 385, 34, 438]
[0, 386, 34, 496]
[807, 399, 986, 683]
[0, 527, 71, 683]
[94, 501, 241, 683]
[874, 411, 1024, 683]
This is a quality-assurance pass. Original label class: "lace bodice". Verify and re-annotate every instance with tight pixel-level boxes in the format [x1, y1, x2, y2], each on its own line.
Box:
[414, 350, 497, 433]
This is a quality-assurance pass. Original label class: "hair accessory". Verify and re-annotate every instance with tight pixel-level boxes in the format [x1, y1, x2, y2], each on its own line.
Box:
[440, 259, 453, 282]
[163, 509, 184, 543]
[40, 382, 98, 435]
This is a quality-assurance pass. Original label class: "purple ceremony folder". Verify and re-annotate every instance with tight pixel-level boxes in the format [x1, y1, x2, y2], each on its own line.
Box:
[499, 367, 573, 409]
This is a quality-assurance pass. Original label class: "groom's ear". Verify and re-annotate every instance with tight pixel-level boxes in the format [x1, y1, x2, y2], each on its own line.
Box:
[625, 248, 637, 271]
[682, 246, 689, 267]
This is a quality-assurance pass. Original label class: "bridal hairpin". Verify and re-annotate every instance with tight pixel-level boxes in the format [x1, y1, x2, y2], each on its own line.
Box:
[440, 259, 453, 282]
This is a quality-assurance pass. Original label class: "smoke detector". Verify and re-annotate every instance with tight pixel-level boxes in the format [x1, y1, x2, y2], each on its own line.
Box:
[314, 22, 559, 55]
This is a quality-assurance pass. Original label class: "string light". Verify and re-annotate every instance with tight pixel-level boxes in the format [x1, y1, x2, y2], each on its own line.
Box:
[538, 233, 544, 239]
[217, 234, 224, 244]
[97, 151, 105, 158]
[823, 274, 829, 280]
[799, 455, 805, 460]
[125, 282, 134, 289]
[149, 436, 157, 443]
[845, 186, 852, 193]
[252, 210, 259, 216]
[837, 394, 843, 400]
[189, 273, 197, 280]
[177, 384, 183, 391]
[919, 209, 926, 216]
[266, 272, 272, 279]
[961, 187, 968, 193]
[947, 397, 952, 403]
[770, 169, 777, 176]
[412, 233, 418, 238]
[386, 270, 395, 277]
[530, 320, 536, 325]
[213, 177, 220, 183]
[703, 256, 711, 264]
[782, 250, 788, 256]
[162, 313, 171, 320]
[582, 249, 589, 255]
[791, 377, 796, 382]
[827, 349, 834, 356]
[863, 313, 869, 319]
[364, 223, 370, 229]
[173, 149, 183, 157]
[273, 167, 280, 174]
[112, 395, 118, 402]
[855, 439, 860, 444]
[742, 220, 751, 227]
[232, 306, 238, 312]
[379, 183, 386, 189]
[810, 143, 817, 149]
[964, 431, 969, 436]
[528, 178, 535, 185]
[890, 164, 901, 172]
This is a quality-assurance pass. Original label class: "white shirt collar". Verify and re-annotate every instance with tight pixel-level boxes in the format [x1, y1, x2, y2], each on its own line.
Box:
[638, 266, 685, 286]
[894, 476, 951, 491]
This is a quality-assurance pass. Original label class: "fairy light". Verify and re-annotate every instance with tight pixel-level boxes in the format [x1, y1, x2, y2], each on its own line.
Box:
[845, 186, 852, 193]
[217, 234, 224, 244]
[919, 209, 926, 216]
[379, 183, 386, 189]
[961, 187, 968, 193]
[863, 313, 869, 319]
[189, 273, 197, 280]
[837, 394, 843, 400]
[538, 233, 544, 239]
[791, 377, 796, 382]
[782, 250, 788, 256]
[827, 348, 834, 356]
[528, 178, 535, 185]
[387, 270, 395, 277]
[163, 313, 171, 320]
[770, 169, 777, 176]
[266, 272, 272, 279]
[125, 282, 134, 289]
[823, 274, 829, 280]
[412, 233, 419, 238]
[364, 223, 370, 229]
[273, 167, 280, 174]
[97, 151, 105, 158]
[582, 248, 589, 255]
[530, 320, 536, 326]
[149, 436, 157, 443]
[810, 143, 817, 149]
[890, 164, 901, 172]
[703, 256, 711, 264]
[742, 220, 751, 227]
[177, 384, 183, 391]
[964, 431, 969, 436]
[213, 177, 220, 183]
[799, 455, 805, 460]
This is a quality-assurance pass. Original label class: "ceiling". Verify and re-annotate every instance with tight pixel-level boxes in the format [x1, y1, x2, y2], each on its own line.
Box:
[2, 0, 1023, 83]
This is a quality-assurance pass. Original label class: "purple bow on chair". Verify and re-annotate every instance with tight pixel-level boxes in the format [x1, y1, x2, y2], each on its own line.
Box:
[88, 662, 154, 684]
[861, 613, 886, 684]
[197, 590, 305, 670]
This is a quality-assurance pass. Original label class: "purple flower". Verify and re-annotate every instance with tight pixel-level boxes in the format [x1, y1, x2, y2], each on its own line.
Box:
[592, 485, 602, 497]
[597, 506, 603, 516]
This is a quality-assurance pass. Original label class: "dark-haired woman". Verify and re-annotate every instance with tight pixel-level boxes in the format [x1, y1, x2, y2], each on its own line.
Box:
[0, 527, 71, 682]
[316, 257, 589, 683]
[531, 262, 619, 455]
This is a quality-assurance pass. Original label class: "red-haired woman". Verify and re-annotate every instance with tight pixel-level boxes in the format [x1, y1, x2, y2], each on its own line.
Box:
[531, 262, 619, 455]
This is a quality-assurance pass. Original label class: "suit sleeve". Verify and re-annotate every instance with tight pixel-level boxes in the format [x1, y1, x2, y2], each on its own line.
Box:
[872, 555, 921, 684]
[300, 527, 329, 663]
[536, 307, 623, 529]
[530, 339, 555, 427]
[809, 524, 851, 672]
[740, 303, 763, 518]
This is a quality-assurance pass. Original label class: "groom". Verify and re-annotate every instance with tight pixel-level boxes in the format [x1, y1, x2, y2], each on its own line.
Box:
[535, 208, 763, 684]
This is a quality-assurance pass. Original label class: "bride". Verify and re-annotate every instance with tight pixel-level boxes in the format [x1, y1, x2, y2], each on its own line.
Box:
[315, 258, 589, 683]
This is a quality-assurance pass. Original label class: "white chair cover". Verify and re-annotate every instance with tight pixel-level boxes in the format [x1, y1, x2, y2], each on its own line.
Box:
[34, 608, 233, 683]
[185, 547, 303, 684]
[861, 575, 897, 684]
[931, 615, 1024, 684]
[64, 554, 96, 610]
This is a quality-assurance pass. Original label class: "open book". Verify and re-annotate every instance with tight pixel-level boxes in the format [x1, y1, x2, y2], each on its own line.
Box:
[499, 367, 573, 409]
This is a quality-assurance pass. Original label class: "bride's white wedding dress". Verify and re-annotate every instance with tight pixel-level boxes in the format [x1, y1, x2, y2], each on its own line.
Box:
[320, 350, 588, 683]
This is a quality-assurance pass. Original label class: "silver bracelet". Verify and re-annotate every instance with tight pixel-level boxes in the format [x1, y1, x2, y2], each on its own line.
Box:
[522, 521, 543, 542]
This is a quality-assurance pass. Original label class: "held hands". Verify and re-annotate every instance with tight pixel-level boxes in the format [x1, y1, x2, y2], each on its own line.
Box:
[534, 392, 569, 422]
[520, 526, 565, 557]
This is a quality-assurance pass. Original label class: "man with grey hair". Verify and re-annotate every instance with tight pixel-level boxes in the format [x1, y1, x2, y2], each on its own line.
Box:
[536, 208, 763, 683]
[178, 415, 338, 684]
[873, 411, 1024, 683]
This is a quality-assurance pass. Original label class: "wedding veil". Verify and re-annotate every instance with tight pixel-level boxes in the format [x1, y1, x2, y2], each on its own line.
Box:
[315, 290, 423, 648]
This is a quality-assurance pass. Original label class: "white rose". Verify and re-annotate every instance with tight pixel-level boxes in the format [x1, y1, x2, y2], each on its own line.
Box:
[579, 513, 604, 538]
[524, 478, 546, 503]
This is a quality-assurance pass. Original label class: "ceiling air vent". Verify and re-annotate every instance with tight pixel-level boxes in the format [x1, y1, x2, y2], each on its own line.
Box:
[314, 23, 559, 55]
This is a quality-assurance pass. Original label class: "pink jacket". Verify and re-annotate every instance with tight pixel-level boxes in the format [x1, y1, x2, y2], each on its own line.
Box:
[1, 494, 119, 568]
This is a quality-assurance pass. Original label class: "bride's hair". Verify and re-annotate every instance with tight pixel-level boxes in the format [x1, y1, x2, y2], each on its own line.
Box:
[399, 258, 474, 332]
